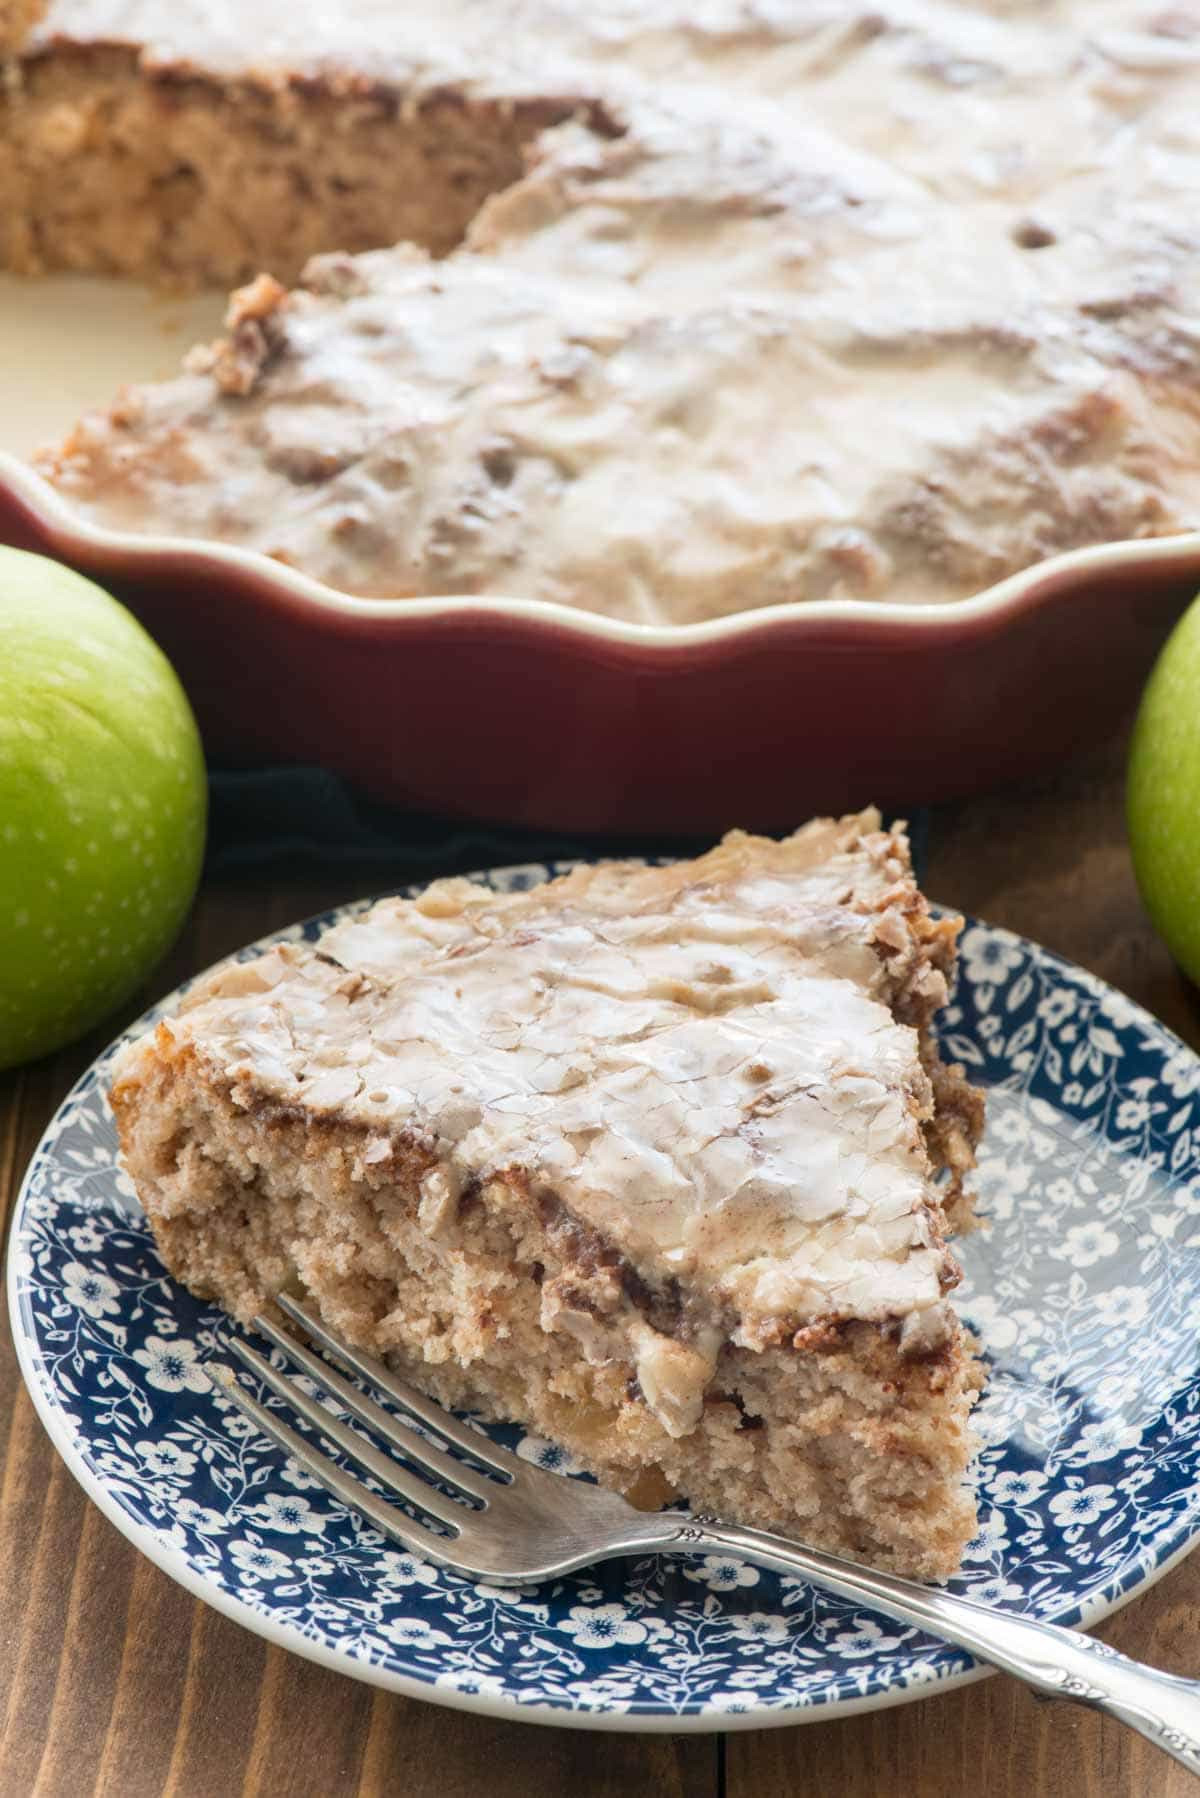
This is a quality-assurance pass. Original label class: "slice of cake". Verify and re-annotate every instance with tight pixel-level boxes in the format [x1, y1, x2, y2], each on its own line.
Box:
[111, 812, 984, 1577]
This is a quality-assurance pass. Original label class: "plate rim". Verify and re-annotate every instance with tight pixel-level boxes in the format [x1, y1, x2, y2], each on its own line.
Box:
[9, 873, 1200, 1733]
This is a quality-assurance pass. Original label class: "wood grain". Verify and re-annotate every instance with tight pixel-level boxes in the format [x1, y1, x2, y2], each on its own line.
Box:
[2, 738, 1198, 1797]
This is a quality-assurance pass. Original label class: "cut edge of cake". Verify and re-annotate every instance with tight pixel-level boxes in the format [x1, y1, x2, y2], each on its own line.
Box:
[0, 26, 608, 286]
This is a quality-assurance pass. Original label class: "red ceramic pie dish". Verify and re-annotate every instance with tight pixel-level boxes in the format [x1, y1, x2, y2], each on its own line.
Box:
[2, 453, 1197, 835]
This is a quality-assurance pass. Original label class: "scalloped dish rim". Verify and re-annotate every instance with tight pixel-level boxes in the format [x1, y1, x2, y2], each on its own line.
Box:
[5, 450, 1200, 648]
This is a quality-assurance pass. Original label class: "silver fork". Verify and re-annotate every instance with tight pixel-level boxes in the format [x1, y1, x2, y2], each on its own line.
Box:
[211, 1294, 1200, 1772]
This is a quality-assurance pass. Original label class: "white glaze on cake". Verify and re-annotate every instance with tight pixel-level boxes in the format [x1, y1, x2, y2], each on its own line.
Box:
[113, 812, 966, 1444]
[28, 0, 586, 92]
[35, 1, 1200, 618]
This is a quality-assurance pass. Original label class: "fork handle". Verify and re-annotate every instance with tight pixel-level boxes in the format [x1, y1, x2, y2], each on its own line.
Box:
[644, 1515, 1200, 1773]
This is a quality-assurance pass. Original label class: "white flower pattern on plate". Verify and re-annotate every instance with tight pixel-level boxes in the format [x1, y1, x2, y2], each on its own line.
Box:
[831, 1619, 905, 1658]
[378, 1552, 440, 1588]
[987, 1470, 1049, 1509]
[728, 1613, 789, 1646]
[136, 1438, 198, 1480]
[1048, 1486, 1118, 1529]
[434, 1669, 506, 1697]
[379, 1617, 452, 1650]
[174, 1498, 226, 1535]
[130, 1335, 210, 1394]
[229, 1539, 292, 1583]
[702, 1690, 758, 1712]
[682, 1556, 760, 1592]
[559, 1604, 648, 1650]
[12, 880, 1200, 1725]
[61, 1261, 120, 1320]
[67, 1219, 104, 1254]
[1051, 1223, 1120, 1268]
[516, 1436, 585, 1476]
[1092, 1286, 1150, 1329]
[1070, 1419, 1144, 1465]
[958, 928, 1024, 988]
[240, 1492, 329, 1535]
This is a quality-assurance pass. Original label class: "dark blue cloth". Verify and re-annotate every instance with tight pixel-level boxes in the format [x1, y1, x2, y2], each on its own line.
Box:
[205, 765, 930, 885]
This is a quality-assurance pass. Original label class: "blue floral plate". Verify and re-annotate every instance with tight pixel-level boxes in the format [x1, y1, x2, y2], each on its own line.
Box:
[11, 866, 1200, 1732]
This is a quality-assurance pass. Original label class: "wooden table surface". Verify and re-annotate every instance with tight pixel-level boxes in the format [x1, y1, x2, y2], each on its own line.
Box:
[4, 736, 1200, 1798]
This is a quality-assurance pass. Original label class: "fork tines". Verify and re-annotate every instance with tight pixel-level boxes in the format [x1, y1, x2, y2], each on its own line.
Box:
[212, 1293, 514, 1561]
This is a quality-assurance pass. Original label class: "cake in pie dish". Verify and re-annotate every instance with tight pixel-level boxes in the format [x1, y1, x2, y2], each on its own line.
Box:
[10, 3, 1200, 620]
[111, 812, 985, 1577]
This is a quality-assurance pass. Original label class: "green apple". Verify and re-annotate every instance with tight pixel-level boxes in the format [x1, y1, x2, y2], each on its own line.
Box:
[0, 548, 206, 1070]
[1127, 592, 1200, 985]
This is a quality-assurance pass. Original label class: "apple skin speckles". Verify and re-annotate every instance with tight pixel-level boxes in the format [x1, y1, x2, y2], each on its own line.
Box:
[0, 547, 207, 1072]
